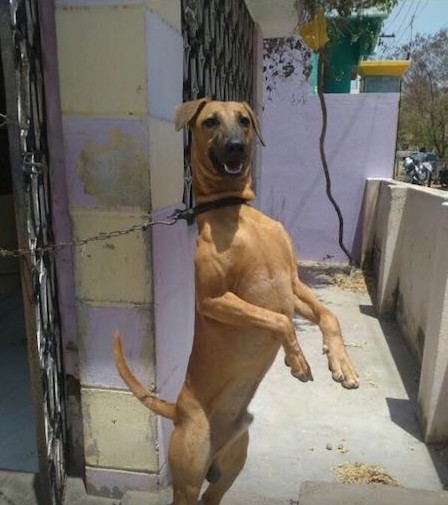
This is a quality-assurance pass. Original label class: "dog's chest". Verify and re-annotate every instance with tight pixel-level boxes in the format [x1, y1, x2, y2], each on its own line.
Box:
[233, 218, 291, 272]
[235, 261, 293, 314]
[199, 216, 294, 314]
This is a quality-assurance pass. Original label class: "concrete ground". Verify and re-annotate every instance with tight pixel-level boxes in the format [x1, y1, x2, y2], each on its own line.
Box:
[1, 263, 448, 505]
[298, 481, 448, 505]
[222, 263, 448, 504]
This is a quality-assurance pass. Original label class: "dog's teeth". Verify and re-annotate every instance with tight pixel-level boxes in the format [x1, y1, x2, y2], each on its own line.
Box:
[224, 163, 243, 174]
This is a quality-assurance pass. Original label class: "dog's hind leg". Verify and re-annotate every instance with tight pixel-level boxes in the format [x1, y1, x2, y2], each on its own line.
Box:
[200, 430, 249, 505]
[169, 414, 211, 505]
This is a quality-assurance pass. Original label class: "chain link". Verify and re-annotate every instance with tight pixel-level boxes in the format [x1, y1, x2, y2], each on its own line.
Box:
[0, 112, 10, 129]
[0, 216, 178, 258]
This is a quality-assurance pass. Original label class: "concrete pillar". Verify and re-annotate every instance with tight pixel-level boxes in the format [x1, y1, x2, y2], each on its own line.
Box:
[144, 0, 186, 487]
[252, 23, 265, 208]
[375, 182, 407, 318]
[145, 1, 184, 212]
[418, 201, 448, 442]
[54, 0, 183, 497]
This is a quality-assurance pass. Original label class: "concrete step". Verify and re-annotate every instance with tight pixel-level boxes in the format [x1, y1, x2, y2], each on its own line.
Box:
[0, 472, 120, 505]
[0, 470, 40, 505]
[299, 481, 448, 505]
[121, 489, 286, 505]
[120, 489, 170, 505]
[64, 477, 118, 505]
[221, 492, 286, 505]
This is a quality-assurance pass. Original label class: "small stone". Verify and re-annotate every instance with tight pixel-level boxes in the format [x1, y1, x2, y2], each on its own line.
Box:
[326, 443, 333, 451]
[337, 444, 349, 454]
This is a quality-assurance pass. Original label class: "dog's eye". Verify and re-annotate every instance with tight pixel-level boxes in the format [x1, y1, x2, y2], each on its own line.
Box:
[239, 116, 251, 127]
[204, 117, 219, 128]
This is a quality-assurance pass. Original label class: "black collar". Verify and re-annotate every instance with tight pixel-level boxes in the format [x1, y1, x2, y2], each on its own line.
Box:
[169, 197, 249, 222]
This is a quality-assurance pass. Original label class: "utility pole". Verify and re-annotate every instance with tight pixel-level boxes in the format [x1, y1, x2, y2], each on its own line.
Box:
[407, 14, 415, 59]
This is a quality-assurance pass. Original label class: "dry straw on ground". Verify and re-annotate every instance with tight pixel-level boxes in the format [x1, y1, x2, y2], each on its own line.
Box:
[330, 270, 369, 294]
[333, 462, 399, 486]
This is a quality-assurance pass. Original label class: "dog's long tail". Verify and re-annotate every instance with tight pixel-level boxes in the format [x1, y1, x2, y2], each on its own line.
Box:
[113, 331, 177, 421]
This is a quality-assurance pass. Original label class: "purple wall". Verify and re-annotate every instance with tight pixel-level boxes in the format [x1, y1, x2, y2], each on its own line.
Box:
[260, 76, 399, 263]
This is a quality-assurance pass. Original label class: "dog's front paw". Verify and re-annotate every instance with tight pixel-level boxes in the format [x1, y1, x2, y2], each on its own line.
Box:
[285, 354, 313, 383]
[323, 343, 359, 389]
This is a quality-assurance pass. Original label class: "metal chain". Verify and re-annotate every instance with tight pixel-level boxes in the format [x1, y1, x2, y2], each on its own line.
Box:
[0, 112, 10, 128]
[0, 215, 179, 258]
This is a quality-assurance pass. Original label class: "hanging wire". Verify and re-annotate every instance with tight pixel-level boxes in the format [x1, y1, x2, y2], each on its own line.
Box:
[317, 51, 353, 264]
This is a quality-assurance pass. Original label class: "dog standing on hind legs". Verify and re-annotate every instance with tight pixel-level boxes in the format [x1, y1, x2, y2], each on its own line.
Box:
[114, 98, 359, 505]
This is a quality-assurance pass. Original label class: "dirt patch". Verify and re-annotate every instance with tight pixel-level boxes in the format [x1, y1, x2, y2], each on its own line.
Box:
[333, 462, 399, 486]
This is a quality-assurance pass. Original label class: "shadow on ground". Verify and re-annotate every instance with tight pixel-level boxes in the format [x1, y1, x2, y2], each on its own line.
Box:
[359, 266, 448, 490]
[378, 316, 448, 489]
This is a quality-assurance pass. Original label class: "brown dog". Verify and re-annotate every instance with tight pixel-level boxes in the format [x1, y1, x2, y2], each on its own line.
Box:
[114, 99, 359, 505]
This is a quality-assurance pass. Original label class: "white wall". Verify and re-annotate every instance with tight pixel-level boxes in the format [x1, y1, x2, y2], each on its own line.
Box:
[362, 178, 448, 443]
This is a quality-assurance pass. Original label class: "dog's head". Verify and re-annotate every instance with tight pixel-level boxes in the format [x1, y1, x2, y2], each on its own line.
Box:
[175, 99, 264, 181]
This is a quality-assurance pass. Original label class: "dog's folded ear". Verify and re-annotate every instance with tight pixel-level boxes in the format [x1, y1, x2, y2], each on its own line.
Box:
[242, 102, 266, 147]
[175, 98, 210, 131]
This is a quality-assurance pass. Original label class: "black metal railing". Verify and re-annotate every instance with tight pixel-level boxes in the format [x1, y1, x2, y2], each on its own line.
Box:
[181, 0, 255, 208]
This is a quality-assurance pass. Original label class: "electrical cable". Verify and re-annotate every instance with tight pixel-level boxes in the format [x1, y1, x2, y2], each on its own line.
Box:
[384, 0, 407, 28]
[393, 0, 416, 41]
[394, 0, 422, 47]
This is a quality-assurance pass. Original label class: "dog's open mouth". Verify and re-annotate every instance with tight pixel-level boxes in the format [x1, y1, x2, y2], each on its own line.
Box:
[210, 151, 247, 179]
[223, 161, 244, 176]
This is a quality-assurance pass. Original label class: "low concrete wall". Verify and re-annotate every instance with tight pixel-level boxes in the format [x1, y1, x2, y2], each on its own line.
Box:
[361, 178, 448, 442]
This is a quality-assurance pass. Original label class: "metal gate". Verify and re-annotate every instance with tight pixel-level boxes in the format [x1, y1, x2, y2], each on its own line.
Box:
[181, 0, 255, 208]
[0, 1, 67, 503]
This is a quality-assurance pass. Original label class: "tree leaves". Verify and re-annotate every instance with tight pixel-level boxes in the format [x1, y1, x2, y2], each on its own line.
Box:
[303, 0, 398, 18]
[398, 29, 448, 157]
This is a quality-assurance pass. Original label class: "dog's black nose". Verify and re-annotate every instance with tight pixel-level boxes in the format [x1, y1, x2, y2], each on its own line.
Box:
[225, 138, 245, 155]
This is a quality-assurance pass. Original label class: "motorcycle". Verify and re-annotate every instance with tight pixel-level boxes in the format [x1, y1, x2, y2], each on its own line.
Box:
[403, 156, 433, 186]
[439, 164, 448, 188]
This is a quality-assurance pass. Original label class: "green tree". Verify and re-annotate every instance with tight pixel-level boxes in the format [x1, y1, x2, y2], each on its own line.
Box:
[303, 0, 397, 17]
[397, 29, 448, 158]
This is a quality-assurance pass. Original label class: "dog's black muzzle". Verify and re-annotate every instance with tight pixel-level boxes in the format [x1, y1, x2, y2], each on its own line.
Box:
[209, 137, 248, 179]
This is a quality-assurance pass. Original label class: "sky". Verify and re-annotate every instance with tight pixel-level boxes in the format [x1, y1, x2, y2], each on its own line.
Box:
[381, 0, 448, 47]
